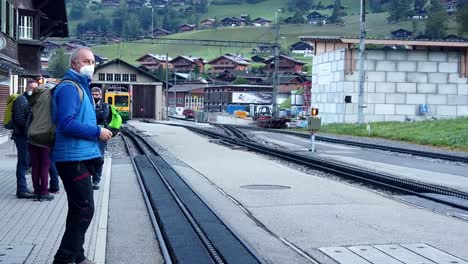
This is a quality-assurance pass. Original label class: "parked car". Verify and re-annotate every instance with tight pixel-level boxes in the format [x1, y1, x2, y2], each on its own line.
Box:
[183, 109, 195, 119]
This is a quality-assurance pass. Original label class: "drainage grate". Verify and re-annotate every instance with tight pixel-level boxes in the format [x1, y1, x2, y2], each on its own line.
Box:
[241, 184, 291, 190]
[0, 245, 34, 264]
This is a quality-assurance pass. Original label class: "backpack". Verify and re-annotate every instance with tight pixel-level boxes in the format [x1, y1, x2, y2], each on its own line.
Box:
[106, 104, 122, 137]
[3, 94, 21, 129]
[27, 80, 83, 147]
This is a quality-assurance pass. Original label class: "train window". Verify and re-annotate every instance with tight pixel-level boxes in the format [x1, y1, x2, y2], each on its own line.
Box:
[115, 95, 128, 106]
[107, 97, 113, 105]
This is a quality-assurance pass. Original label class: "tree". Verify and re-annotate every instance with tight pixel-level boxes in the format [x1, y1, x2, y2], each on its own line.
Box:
[329, 0, 345, 24]
[291, 11, 306, 24]
[194, 0, 209, 13]
[425, 0, 448, 39]
[69, 5, 84, 20]
[387, 0, 412, 23]
[414, 0, 425, 10]
[316, 1, 324, 9]
[456, 3, 468, 35]
[49, 48, 69, 78]
[288, 0, 314, 11]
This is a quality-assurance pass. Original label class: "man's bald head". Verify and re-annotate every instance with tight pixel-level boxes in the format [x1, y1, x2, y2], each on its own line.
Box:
[70, 47, 95, 73]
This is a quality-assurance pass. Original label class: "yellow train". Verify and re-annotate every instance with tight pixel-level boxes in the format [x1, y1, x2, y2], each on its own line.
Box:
[105, 89, 130, 121]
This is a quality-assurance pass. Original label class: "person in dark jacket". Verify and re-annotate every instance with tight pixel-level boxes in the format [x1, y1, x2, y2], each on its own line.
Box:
[52, 47, 112, 264]
[12, 80, 37, 199]
[90, 87, 109, 190]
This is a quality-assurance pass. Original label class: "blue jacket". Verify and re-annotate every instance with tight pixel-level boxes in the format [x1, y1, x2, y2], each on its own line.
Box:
[51, 69, 102, 162]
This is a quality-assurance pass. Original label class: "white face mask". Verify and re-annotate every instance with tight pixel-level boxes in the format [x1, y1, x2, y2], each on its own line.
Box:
[79, 65, 95, 79]
[27, 91, 33, 96]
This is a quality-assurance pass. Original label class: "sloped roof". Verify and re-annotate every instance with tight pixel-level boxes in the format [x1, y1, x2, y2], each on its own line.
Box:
[170, 55, 206, 64]
[95, 59, 164, 84]
[136, 53, 173, 62]
[264, 54, 306, 65]
[208, 54, 250, 65]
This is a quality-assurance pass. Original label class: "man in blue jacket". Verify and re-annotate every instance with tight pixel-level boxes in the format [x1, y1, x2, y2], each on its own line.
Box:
[52, 47, 112, 264]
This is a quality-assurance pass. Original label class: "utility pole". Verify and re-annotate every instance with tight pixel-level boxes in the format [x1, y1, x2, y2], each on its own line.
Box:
[173, 71, 177, 115]
[272, 9, 280, 119]
[357, 0, 366, 124]
[151, 6, 154, 38]
[165, 52, 169, 120]
[188, 70, 192, 109]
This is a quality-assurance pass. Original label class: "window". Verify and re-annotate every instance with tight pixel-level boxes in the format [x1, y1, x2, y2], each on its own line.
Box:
[1, 0, 6, 33]
[18, 15, 32, 39]
[130, 74, 137, 82]
[98, 73, 105, 81]
[114, 95, 128, 107]
[8, 2, 13, 38]
[122, 74, 129, 82]
[177, 98, 183, 104]
[114, 74, 121, 82]
[106, 73, 113, 81]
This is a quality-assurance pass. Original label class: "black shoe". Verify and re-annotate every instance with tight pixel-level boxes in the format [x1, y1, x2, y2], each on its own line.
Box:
[17, 192, 35, 199]
[92, 181, 100, 190]
[49, 188, 60, 194]
[38, 194, 54, 201]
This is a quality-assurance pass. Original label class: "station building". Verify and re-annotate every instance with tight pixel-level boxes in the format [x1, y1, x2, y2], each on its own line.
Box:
[301, 36, 468, 123]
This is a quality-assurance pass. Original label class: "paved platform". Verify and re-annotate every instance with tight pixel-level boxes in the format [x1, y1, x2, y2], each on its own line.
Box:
[129, 121, 468, 264]
[0, 140, 110, 264]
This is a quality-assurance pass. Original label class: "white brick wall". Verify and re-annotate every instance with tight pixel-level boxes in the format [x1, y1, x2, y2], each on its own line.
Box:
[457, 106, 468, 116]
[447, 95, 468, 105]
[447, 52, 459, 63]
[448, 74, 468, 84]
[417, 62, 438, 72]
[375, 104, 395, 115]
[385, 115, 406, 122]
[407, 50, 427, 61]
[365, 82, 376, 93]
[458, 84, 468, 95]
[367, 71, 386, 82]
[367, 93, 386, 103]
[397, 61, 417, 72]
[366, 50, 385, 60]
[428, 73, 448, 84]
[396, 105, 416, 115]
[376, 61, 396, 71]
[427, 95, 447, 105]
[407, 72, 428, 83]
[386, 94, 406, 104]
[428, 52, 447, 62]
[343, 82, 355, 93]
[437, 105, 457, 115]
[376, 82, 396, 93]
[417, 83, 437, 94]
[438, 62, 458, 73]
[407, 94, 426, 104]
[365, 115, 385, 122]
[386, 50, 407, 61]
[386, 72, 406, 82]
[438, 84, 458, 94]
[397, 83, 417, 93]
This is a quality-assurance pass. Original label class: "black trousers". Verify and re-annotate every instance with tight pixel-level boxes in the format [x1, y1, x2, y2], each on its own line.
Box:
[53, 159, 97, 264]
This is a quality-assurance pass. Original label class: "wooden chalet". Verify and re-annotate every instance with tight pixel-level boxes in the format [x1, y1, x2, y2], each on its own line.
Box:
[42, 41, 60, 58]
[149, 28, 172, 38]
[220, 17, 246, 27]
[264, 55, 305, 73]
[80, 30, 99, 40]
[127, 0, 143, 9]
[136, 54, 173, 70]
[252, 17, 272, 27]
[1, 0, 68, 132]
[289, 41, 314, 54]
[307, 11, 328, 24]
[251, 55, 265, 63]
[207, 54, 250, 73]
[283, 17, 294, 24]
[200, 18, 216, 28]
[102, 0, 119, 7]
[391, 29, 413, 39]
[179, 24, 196, 33]
[170, 56, 205, 73]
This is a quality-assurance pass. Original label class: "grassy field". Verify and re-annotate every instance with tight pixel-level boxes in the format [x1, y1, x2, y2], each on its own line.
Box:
[309, 118, 468, 151]
[91, 12, 415, 64]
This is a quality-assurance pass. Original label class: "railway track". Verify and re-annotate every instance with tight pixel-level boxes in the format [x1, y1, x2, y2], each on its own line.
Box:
[121, 127, 263, 264]
[150, 122, 468, 212]
[233, 125, 468, 163]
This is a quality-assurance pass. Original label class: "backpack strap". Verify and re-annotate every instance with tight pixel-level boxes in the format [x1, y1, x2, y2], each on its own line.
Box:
[61, 80, 84, 103]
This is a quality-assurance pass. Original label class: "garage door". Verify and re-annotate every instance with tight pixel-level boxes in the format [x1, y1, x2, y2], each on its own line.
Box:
[132, 85, 156, 119]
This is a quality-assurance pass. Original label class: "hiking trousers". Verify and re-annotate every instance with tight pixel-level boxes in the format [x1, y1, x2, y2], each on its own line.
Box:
[53, 160, 95, 264]
[29, 144, 51, 195]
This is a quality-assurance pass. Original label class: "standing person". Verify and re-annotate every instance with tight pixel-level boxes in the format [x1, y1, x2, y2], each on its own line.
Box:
[27, 85, 54, 201]
[90, 87, 109, 190]
[52, 47, 112, 264]
[12, 80, 37, 199]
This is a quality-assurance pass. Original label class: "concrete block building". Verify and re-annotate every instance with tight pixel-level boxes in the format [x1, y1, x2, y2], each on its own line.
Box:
[301, 37, 468, 123]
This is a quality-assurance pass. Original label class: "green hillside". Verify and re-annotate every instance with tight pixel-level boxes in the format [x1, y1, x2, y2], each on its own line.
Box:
[92, 12, 415, 64]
